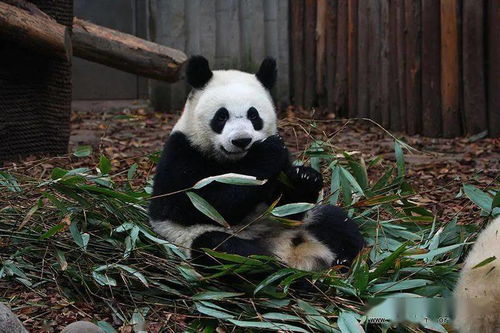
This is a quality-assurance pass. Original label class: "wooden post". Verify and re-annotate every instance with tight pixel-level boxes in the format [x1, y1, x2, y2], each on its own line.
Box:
[441, 0, 462, 137]
[380, 0, 390, 129]
[388, 0, 401, 131]
[334, 0, 348, 117]
[368, 0, 381, 123]
[0, 1, 71, 60]
[487, 0, 500, 137]
[396, 1, 407, 132]
[357, 0, 369, 118]
[404, 0, 422, 135]
[347, 0, 358, 118]
[462, 0, 488, 135]
[325, 0, 337, 116]
[304, 0, 317, 108]
[291, 0, 305, 106]
[421, 0, 442, 137]
[316, 0, 328, 110]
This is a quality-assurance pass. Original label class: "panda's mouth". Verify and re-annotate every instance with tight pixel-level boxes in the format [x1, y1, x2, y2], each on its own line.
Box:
[220, 146, 247, 156]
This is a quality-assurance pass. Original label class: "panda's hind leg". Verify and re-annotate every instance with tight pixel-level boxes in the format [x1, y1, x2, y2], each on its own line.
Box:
[304, 205, 364, 266]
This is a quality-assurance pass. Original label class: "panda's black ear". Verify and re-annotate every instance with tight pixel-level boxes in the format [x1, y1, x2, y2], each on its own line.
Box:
[256, 57, 277, 90]
[186, 55, 213, 89]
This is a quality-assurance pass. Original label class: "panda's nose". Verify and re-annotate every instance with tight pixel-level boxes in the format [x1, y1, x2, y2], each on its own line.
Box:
[231, 138, 252, 149]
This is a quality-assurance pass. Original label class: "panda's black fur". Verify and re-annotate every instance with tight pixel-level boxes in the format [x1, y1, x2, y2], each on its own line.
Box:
[149, 56, 364, 271]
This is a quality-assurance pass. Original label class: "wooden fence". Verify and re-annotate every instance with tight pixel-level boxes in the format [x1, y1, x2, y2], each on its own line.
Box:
[290, 0, 500, 137]
[149, 0, 290, 111]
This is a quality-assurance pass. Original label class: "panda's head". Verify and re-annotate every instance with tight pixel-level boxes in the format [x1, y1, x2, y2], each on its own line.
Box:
[173, 56, 278, 161]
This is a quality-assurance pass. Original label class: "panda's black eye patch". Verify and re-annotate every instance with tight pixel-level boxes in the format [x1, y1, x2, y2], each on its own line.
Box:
[247, 107, 263, 130]
[210, 107, 229, 134]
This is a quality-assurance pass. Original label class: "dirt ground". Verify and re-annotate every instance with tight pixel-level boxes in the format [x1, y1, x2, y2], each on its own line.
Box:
[1, 101, 499, 332]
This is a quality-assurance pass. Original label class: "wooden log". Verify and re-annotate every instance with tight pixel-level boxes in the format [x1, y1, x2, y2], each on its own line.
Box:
[440, 0, 462, 137]
[380, 0, 390, 129]
[347, 0, 358, 118]
[388, 0, 401, 131]
[404, 0, 422, 135]
[421, 0, 442, 137]
[462, 0, 488, 135]
[316, 0, 328, 109]
[304, 0, 317, 108]
[325, 0, 337, 115]
[72, 18, 186, 82]
[368, 0, 381, 123]
[0, 1, 71, 60]
[396, 0, 407, 132]
[487, 0, 500, 137]
[334, 0, 348, 117]
[291, 0, 305, 106]
[357, 0, 369, 118]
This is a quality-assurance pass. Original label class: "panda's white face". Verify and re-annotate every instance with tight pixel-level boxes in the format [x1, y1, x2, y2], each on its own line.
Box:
[173, 67, 277, 161]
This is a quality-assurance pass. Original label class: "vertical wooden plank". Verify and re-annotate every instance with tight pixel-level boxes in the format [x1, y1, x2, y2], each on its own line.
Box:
[380, 0, 390, 128]
[325, 0, 337, 114]
[462, 0, 488, 135]
[388, 0, 401, 130]
[357, 0, 369, 118]
[264, 0, 279, 62]
[404, 0, 422, 135]
[316, 0, 328, 109]
[347, 0, 358, 118]
[334, 0, 348, 117]
[368, 0, 381, 123]
[487, 0, 500, 137]
[169, 0, 186, 110]
[304, 0, 317, 108]
[199, 0, 216, 65]
[291, 0, 305, 106]
[396, 0, 407, 131]
[441, 0, 461, 137]
[149, 0, 186, 111]
[216, 0, 240, 68]
[421, 0, 442, 137]
[240, 0, 265, 71]
[277, 0, 290, 107]
[185, 0, 201, 55]
[263, 0, 279, 101]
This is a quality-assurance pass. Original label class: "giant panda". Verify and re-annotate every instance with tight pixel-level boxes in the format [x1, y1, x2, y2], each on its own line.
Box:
[454, 216, 500, 332]
[149, 56, 364, 272]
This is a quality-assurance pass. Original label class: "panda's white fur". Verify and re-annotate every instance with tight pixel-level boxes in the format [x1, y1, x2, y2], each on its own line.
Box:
[454, 216, 500, 332]
[151, 208, 337, 270]
[149, 56, 364, 272]
[174, 70, 277, 161]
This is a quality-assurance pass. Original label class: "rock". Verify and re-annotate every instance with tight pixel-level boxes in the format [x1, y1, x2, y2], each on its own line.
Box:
[0, 303, 28, 333]
[61, 321, 105, 333]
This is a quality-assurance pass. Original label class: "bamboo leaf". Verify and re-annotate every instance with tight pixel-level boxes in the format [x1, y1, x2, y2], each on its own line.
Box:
[254, 269, 295, 295]
[227, 319, 308, 333]
[193, 173, 267, 189]
[463, 184, 493, 214]
[472, 256, 496, 269]
[340, 167, 365, 196]
[271, 203, 315, 217]
[394, 140, 405, 177]
[192, 291, 243, 301]
[98, 155, 112, 175]
[186, 191, 229, 228]
[73, 145, 92, 157]
[337, 311, 364, 333]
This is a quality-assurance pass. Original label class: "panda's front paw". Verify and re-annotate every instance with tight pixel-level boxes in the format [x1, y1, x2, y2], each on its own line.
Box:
[285, 166, 323, 194]
[247, 135, 289, 172]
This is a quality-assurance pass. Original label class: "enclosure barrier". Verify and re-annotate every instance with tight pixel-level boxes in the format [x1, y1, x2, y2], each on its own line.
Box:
[290, 0, 500, 137]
